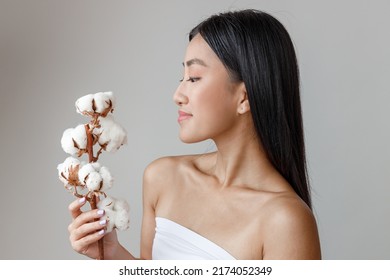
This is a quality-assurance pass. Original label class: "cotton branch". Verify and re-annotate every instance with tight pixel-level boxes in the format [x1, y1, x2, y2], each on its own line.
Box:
[57, 91, 129, 260]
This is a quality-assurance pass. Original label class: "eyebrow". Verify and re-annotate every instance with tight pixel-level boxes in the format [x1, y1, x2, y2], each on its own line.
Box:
[183, 58, 208, 67]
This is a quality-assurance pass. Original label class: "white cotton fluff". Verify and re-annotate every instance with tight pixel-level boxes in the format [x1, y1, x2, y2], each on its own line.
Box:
[115, 209, 130, 230]
[97, 196, 115, 210]
[75, 91, 115, 116]
[98, 197, 117, 232]
[57, 157, 81, 186]
[77, 162, 113, 191]
[58, 171, 69, 185]
[61, 128, 77, 155]
[75, 93, 94, 115]
[85, 171, 102, 191]
[101, 209, 117, 232]
[94, 115, 127, 152]
[114, 199, 130, 213]
[78, 163, 96, 185]
[90, 162, 101, 170]
[93, 91, 116, 115]
[97, 196, 130, 232]
[72, 124, 87, 147]
[113, 199, 130, 230]
[60, 125, 87, 156]
[99, 166, 113, 191]
[57, 163, 67, 185]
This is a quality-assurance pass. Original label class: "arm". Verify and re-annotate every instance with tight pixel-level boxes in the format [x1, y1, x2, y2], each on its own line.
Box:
[114, 158, 167, 259]
[68, 198, 137, 260]
[262, 199, 321, 260]
[140, 159, 165, 259]
[67, 157, 169, 260]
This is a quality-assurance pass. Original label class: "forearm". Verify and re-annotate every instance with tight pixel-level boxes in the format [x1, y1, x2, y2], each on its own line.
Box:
[107, 243, 139, 260]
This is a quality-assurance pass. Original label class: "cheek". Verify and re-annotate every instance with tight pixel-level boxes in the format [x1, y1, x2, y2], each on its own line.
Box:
[195, 81, 232, 110]
[179, 97, 236, 143]
[195, 88, 237, 132]
[201, 86, 236, 118]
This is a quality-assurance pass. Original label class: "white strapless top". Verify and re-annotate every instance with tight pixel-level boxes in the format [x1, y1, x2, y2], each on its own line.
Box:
[152, 217, 236, 260]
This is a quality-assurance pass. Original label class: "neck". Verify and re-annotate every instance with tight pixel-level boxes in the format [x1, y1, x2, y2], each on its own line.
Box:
[210, 122, 279, 190]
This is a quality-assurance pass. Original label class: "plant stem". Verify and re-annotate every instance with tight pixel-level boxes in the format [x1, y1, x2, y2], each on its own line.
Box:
[85, 124, 95, 163]
[85, 123, 104, 260]
[89, 193, 104, 260]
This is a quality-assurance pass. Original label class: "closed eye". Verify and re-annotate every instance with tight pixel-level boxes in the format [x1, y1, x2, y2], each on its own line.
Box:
[187, 77, 200, 82]
[187, 77, 200, 83]
[179, 77, 201, 83]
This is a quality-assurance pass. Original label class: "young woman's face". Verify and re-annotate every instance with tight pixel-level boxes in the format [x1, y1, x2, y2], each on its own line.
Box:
[173, 34, 243, 143]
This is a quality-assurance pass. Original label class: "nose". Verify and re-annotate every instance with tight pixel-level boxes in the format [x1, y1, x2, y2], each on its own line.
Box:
[173, 83, 188, 106]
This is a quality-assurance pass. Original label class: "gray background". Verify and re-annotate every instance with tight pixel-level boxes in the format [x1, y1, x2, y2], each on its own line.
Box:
[0, 0, 389, 259]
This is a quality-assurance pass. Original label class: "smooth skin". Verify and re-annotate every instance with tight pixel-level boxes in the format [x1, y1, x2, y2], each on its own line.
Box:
[68, 34, 321, 260]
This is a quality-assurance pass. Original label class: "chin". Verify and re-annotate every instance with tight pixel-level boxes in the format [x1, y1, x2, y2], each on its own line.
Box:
[179, 132, 207, 144]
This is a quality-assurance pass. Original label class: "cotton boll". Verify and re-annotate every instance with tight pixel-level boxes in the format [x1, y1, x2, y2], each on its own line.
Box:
[61, 128, 78, 155]
[75, 92, 115, 117]
[94, 117, 113, 145]
[105, 124, 127, 152]
[101, 209, 116, 233]
[79, 162, 112, 190]
[114, 199, 130, 213]
[85, 171, 102, 191]
[102, 91, 115, 107]
[61, 125, 87, 156]
[99, 166, 113, 191]
[90, 162, 101, 171]
[75, 93, 94, 115]
[57, 157, 81, 187]
[97, 196, 115, 210]
[62, 156, 81, 169]
[72, 124, 87, 150]
[57, 163, 69, 185]
[95, 115, 127, 152]
[78, 163, 95, 184]
[115, 209, 130, 230]
[96, 196, 130, 231]
[113, 199, 130, 231]
[94, 91, 115, 116]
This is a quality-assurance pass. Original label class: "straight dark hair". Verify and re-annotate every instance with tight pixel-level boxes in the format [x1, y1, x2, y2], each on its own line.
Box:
[189, 9, 311, 208]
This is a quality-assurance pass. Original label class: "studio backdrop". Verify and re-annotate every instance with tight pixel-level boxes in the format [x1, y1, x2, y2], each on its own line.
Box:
[0, 0, 389, 259]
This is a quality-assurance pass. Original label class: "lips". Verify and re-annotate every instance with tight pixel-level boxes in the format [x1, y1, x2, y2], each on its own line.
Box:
[178, 110, 192, 123]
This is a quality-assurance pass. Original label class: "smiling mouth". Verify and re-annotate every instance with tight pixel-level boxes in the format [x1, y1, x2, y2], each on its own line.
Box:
[178, 110, 192, 123]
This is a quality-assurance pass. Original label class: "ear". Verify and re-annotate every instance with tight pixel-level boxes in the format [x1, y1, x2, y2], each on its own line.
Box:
[236, 83, 250, 115]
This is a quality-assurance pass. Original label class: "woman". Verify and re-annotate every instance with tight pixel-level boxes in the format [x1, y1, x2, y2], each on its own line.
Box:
[68, 9, 321, 260]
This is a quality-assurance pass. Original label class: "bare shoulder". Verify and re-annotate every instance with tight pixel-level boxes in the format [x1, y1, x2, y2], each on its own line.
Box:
[141, 155, 195, 258]
[143, 155, 197, 182]
[264, 194, 316, 230]
[261, 193, 321, 259]
[143, 155, 199, 198]
[143, 156, 178, 183]
[141, 156, 187, 259]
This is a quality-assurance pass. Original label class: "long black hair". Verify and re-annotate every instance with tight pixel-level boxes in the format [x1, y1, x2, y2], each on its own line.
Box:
[189, 9, 311, 208]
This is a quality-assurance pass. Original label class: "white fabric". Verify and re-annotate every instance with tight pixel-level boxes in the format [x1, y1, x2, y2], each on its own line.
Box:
[152, 217, 236, 260]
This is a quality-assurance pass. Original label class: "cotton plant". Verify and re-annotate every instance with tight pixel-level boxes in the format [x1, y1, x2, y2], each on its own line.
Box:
[57, 91, 130, 260]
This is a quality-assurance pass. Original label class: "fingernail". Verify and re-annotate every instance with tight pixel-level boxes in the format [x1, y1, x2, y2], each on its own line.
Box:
[98, 229, 105, 235]
[97, 209, 104, 216]
[79, 197, 86, 204]
[99, 219, 106, 225]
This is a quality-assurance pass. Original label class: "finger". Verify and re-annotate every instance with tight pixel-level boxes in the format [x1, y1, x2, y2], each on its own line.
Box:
[70, 219, 107, 242]
[71, 208, 105, 231]
[68, 197, 87, 220]
[71, 228, 106, 255]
